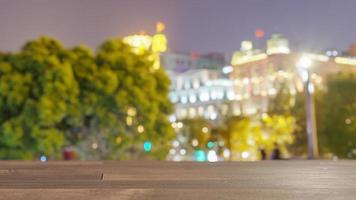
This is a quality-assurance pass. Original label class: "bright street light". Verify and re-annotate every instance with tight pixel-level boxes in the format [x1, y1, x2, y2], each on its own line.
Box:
[297, 55, 312, 69]
[297, 56, 319, 159]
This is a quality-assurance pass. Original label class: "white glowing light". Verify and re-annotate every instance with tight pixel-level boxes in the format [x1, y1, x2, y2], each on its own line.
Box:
[193, 79, 200, 89]
[300, 70, 309, 82]
[180, 96, 188, 104]
[242, 151, 250, 159]
[191, 139, 199, 147]
[210, 113, 217, 120]
[91, 143, 98, 150]
[40, 155, 47, 162]
[223, 149, 231, 159]
[137, 125, 145, 133]
[308, 83, 314, 93]
[189, 94, 197, 103]
[199, 92, 210, 102]
[297, 56, 312, 69]
[177, 122, 183, 129]
[202, 127, 209, 133]
[180, 149, 187, 155]
[240, 40, 253, 51]
[169, 115, 176, 122]
[268, 88, 277, 95]
[207, 150, 218, 162]
[222, 66, 233, 74]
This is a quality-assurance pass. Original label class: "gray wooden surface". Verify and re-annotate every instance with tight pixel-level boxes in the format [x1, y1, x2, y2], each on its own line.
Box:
[0, 161, 355, 200]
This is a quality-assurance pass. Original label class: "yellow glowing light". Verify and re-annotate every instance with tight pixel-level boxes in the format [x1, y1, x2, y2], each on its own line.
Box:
[123, 34, 152, 54]
[156, 22, 166, 33]
[241, 41, 253, 51]
[152, 53, 161, 70]
[334, 57, 356, 66]
[91, 143, 98, 149]
[231, 53, 268, 66]
[127, 107, 137, 116]
[152, 34, 167, 53]
[191, 139, 199, 147]
[267, 34, 290, 55]
[137, 125, 145, 133]
[266, 46, 290, 55]
[202, 127, 209, 133]
[126, 116, 133, 126]
[124, 22, 168, 70]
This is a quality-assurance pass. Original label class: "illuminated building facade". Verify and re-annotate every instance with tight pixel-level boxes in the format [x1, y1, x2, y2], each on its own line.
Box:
[228, 35, 356, 116]
[124, 26, 356, 119]
[162, 50, 231, 122]
[168, 69, 233, 121]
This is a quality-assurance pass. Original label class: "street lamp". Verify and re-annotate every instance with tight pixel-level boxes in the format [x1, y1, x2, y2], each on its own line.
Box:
[297, 56, 319, 159]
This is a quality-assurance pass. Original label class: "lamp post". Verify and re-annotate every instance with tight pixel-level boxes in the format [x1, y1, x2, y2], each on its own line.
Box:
[297, 56, 319, 159]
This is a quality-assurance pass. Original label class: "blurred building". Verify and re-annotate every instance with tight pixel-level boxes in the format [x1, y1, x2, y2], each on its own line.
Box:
[165, 34, 356, 121]
[161, 51, 231, 122]
[228, 34, 356, 116]
[124, 26, 356, 161]
[161, 52, 226, 72]
[123, 25, 356, 120]
[167, 68, 233, 121]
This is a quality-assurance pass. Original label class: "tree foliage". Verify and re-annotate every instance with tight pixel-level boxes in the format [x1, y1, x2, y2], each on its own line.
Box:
[317, 72, 356, 158]
[0, 36, 173, 160]
[182, 118, 212, 150]
[265, 81, 297, 158]
[224, 117, 262, 160]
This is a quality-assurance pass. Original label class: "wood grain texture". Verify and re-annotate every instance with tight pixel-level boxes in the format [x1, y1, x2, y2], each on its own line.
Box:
[0, 161, 355, 200]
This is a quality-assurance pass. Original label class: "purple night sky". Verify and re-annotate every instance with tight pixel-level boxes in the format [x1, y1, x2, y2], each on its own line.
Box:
[0, 0, 355, 54]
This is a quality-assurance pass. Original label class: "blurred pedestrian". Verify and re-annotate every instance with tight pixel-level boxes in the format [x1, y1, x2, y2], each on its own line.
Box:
[259, 147, 267, 160]
[271, 143, 281, 160]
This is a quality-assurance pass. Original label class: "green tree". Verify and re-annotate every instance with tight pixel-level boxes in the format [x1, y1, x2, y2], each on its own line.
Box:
[223, 116, 262, 160]
[289, 92, 308, 157]
[266, 81, 297, 158]
[267, 81, 293, 115]
[317, 72, 356, 158]
[0, 36, 174, 160]
[182, 118, 212, 150]
[80, 38, 174, 160]
[261, 114, 295, 157]
[0, 37, 78, 159]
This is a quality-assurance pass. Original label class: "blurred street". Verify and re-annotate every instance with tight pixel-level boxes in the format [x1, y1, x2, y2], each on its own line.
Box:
[1, 161, 356, 200]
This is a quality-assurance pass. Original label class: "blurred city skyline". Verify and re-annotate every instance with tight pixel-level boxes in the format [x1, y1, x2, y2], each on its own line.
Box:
[0, 0, 355, 54]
